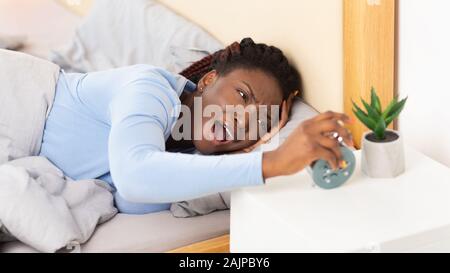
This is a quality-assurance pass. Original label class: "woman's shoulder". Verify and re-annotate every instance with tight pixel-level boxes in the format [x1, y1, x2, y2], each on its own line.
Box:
[114, 63, 160, 77]
[118, 64, 195, 96]
[121, 64, 170, 75]
[109, 64, 183, 104]
[80, 64, 169, 85]
[115, 64, 175, 84]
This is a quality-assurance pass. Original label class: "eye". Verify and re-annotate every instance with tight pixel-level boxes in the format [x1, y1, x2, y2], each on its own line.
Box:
[236, 88, 249, 103]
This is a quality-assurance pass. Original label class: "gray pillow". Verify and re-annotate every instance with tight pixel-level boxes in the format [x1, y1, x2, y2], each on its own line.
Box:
[0, 221, 15, 243]
[50, 0, 223, 73]
[170, 192, 231, 218]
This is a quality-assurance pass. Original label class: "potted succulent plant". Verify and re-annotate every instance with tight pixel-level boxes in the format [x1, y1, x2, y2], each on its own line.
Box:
[352, 88, 408, 178]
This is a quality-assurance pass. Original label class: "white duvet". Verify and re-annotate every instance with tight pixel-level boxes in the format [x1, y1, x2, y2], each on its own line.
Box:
[0, 49, 117, 253]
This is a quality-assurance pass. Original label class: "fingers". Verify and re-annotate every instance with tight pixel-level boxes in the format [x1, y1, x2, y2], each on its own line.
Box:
[287, 92, 295, 112]
[313, 119, 354, 147]
[254, 101, 288, 148]
[280, 100, 289, 128]
[280, 93, 295, 127]
[317, 136, 343, 163]
[284, 92, 295, 120]
[259, 131, 274, 144]
[314, 111, 352, 124]
[314, 145, 339, 170]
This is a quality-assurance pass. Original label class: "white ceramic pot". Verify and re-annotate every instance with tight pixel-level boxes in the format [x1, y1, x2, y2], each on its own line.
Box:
[361, 130, 405, 178]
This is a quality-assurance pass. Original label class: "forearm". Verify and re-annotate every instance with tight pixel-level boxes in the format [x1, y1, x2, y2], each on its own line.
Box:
[262, 150, 282, 179]
[111, 149, 265, 203]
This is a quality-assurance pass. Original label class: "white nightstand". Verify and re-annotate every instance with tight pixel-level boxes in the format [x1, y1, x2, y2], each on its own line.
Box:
[230, 146, 450, 253]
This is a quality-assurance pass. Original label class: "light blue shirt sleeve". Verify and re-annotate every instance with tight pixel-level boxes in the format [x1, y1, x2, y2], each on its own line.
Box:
[108, 73, 265, 204]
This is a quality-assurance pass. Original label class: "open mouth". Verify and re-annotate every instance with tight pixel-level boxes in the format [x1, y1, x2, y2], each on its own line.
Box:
[210, 120, 234, 145]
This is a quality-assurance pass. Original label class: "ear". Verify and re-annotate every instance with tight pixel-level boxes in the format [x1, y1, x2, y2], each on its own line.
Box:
[197, 70, 218, 93]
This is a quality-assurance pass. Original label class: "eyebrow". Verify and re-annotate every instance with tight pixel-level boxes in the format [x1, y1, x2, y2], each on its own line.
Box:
[242, 81, 260, 103]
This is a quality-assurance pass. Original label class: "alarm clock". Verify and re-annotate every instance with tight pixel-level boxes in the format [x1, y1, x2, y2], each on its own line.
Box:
[307, 133, 356, 190]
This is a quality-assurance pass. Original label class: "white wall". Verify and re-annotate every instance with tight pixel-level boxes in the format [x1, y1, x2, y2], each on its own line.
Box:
[398, 0, 450, 167]
[159, 0, 344, 113]
[7, 0, 343, 113]
[0, 0, 80, 58]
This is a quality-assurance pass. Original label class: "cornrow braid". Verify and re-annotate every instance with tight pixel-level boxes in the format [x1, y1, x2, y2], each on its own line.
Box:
[179, 38, 301, 100]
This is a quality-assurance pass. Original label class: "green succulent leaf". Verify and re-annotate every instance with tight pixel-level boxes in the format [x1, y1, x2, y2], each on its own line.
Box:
[352, 100, 367, 116]
[370, 87, 382, 115]
[374, 118, 386, 140]
[385, 97, 408, 127]
[352, 108, 377, 131]
[382, 96, 398, 120]
[352, 88, 407, 137]
[386, 97, 408, 119]
[361, 97, 381, 121]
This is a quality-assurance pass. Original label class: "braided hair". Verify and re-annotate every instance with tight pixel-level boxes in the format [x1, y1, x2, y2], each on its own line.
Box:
[179, 37, 301, 100]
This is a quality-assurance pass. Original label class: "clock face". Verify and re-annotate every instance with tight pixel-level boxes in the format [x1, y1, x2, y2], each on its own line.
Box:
[311, 146, 356, 190]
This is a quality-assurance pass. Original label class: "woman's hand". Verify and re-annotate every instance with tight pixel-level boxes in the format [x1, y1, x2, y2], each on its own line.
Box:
[262, 111, 354, 180]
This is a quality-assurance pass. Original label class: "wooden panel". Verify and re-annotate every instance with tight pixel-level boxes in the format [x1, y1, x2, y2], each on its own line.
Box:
[344, 0, 396, 148]
[167, 235, 230, 253]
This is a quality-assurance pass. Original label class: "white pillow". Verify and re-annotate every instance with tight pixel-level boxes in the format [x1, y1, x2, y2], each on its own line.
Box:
[260, 98, 319, 152]
[50, 0, 223, 72]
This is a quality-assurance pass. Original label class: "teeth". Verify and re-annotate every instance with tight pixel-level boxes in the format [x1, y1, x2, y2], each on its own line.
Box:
[223, 123, 233, 139]
[213, 120, 233, 141]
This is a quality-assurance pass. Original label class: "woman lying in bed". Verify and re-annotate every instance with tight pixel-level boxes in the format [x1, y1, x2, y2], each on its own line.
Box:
[39, 37, 354, 214]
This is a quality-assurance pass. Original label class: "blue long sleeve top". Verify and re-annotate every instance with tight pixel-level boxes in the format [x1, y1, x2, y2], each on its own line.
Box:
[39, 64, 264, 214]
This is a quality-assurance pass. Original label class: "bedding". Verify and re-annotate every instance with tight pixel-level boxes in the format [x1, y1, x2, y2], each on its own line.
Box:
[0, 156, 117, 253]
[50, 0, 223, 73]
[1, 209, 230, 253]
[0, 49, 117, 252]
[0, 0, 82, 59]
[0, 35, 26, 50]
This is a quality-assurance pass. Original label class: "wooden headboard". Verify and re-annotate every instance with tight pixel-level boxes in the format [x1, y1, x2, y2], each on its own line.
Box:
[54, 0, 396, 148]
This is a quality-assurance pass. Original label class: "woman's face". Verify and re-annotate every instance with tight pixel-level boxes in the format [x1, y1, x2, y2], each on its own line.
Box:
[191, 68, 284, 154]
